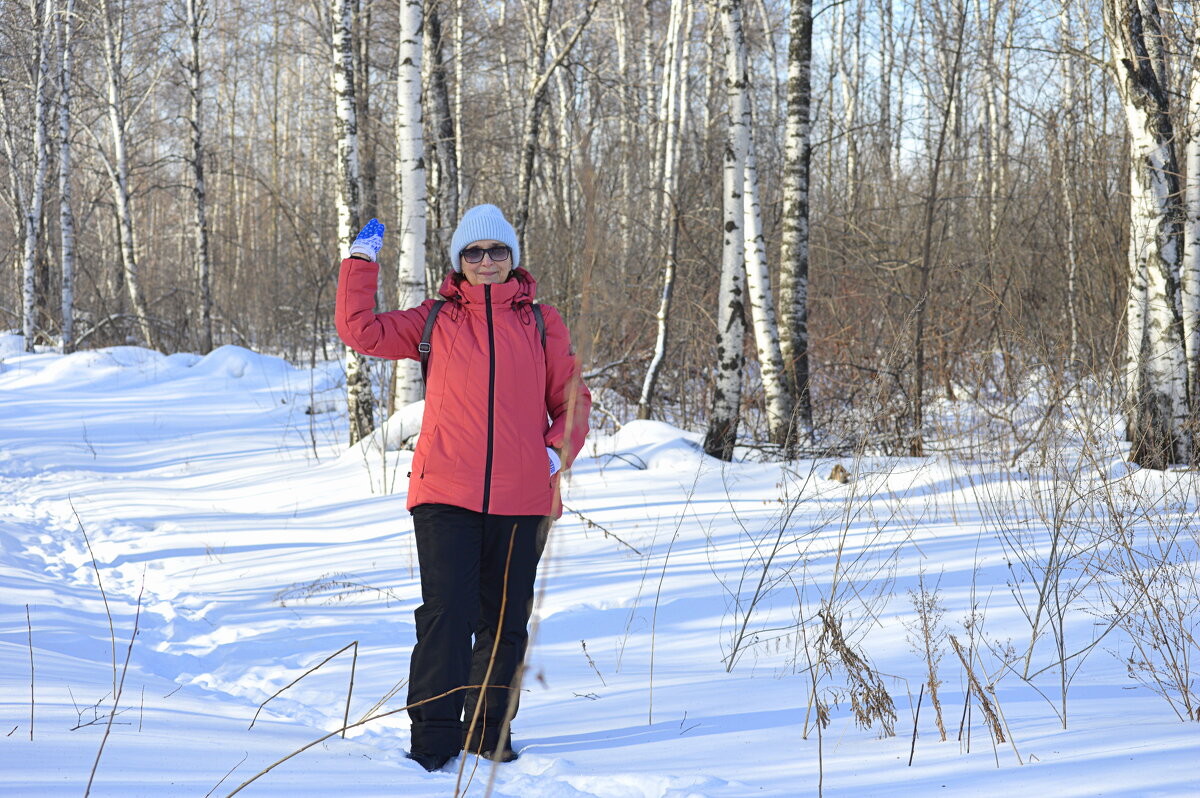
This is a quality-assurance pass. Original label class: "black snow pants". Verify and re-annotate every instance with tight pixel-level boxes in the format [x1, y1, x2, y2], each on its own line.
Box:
[406, 503, 549, 759]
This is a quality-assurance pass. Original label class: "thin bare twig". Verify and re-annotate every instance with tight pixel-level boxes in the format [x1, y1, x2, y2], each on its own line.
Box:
[456, 525, 516, 796]
[249, 640, 358, 729]
[26, 604, 33, 741]
[224, 685, 511, 796]
[908, 684, 923, 766]
[85, 583, 144, 798]
[71, 499, 117, 699]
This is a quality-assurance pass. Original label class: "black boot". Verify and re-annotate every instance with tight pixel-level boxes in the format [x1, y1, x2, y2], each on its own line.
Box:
[406, 749, 452, 772]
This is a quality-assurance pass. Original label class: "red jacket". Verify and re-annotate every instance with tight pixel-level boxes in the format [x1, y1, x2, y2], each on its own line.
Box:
[335, 259, 590, 517]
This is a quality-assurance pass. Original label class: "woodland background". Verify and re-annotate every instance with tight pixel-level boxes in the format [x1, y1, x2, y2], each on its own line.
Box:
[0, 0, 1161, 457]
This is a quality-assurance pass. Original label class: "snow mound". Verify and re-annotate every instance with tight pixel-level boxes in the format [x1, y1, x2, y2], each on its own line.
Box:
[592, 419, 708, 471]
[189, 345, 297, 382]
[1, 345, 178, 389]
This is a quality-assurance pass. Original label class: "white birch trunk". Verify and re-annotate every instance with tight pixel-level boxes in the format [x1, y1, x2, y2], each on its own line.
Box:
[394, 0, 426, 407]
[1104, 0, 1189, 467]
[20, 0, 51, 352]
[743, 124, 793, 445]
[98, 0, 154, 349]
[186, 0, 213, 353]
[1183, 32, 1200, 441]
[704, 0, 749, 462]
[332, 0, 374, 444]
[638, 0, 688, 420]
[779, 0, 813, 436]
[57, 0, 76, 353]
[1059, 0, 1079, 367]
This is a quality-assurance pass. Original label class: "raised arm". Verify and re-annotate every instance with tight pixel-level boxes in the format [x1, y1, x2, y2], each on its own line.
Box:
[335, 221, 432, 360]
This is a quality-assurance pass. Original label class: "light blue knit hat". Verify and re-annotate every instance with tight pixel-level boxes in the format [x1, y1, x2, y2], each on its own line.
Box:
[448, 204, 521, 272]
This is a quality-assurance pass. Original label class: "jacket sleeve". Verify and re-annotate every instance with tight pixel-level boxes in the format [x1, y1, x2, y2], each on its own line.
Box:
[541, 305, 591, 467]
[335, 258, 431, 360]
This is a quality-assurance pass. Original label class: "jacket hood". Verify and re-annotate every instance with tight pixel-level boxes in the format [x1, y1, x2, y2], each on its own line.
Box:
[437, 267, 538, 305]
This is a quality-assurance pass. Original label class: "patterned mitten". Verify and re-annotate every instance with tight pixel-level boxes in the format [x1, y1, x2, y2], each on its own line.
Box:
[349, 218, 385, 261]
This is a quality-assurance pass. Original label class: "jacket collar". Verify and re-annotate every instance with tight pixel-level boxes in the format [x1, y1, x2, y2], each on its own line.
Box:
[438, 267, 538, 306]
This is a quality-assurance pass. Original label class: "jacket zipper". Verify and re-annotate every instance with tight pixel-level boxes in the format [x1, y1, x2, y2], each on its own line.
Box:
[481, 285, 496, 513]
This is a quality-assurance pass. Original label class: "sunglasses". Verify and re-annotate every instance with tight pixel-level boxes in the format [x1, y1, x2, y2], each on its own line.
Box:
[460, 245, 511, 264]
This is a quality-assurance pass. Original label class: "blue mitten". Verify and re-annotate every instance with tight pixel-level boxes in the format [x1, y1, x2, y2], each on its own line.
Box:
[547, 448, 562, 477]
[349, 218, 385, 261]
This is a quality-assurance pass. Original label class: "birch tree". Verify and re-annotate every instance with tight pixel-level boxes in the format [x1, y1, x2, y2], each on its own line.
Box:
[779, 0, 814, 436]
[184, 0, 213, 353]
[423, 1, 458, 275]
[513, 0, 600, 241]
[97, 0, 155, 349]
[1103, 0, 1190, 468]
[743, 118, 793, 445]
[332, 0, 374, 444]
[393, 0, 425, 407]
[638, 0, 688, 421]
[1182, 26, 1200, 441]
[704, 0, 750, 461]
[56, 0, 76, 353]
[0, 0, 53, 351]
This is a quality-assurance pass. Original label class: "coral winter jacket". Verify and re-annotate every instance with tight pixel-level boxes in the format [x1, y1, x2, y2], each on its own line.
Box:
[335, 258, 591, 517]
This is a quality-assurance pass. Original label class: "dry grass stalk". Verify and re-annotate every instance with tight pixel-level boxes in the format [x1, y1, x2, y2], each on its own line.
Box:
[26, 604, 33, 741]
[72, 499, 117, 699]
[85, 584, 144, 798]
[455, 525, 517, 798]
[949, 634, 1004, 744]
[817, 608, 897, 736]
[581, 640, 606, 686]
[248, 640, 359, 731]
[906, 571, 947, 740]
[223, 683, 516, 797]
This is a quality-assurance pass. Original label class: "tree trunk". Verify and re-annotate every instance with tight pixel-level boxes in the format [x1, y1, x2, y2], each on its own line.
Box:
[19, 0, 51, 351]
[332, 0, 374, 445]
[513, 0, 599, 241]
[704, 0, 749, 462]
[779, 0, 813, 438]
[424, 1, 458, 276]
[394, 0, 426, 407]
[57, 0, 76, 353]
[637, 0, 688, 421]
[186, 0, 213, 354]
[1104, 0, 1190, 467]
[1183, 35, 1200, 456]
[99, 0, 154, 349]
[743, 120, 793, 445]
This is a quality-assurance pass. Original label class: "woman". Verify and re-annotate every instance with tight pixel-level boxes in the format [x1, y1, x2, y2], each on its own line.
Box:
[335, 204, 591, 771]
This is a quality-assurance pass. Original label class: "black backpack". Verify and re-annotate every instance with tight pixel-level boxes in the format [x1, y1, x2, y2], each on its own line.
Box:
[418, 299, 546, 387]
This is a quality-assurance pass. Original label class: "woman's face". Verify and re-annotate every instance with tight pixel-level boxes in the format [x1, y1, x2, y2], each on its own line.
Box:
[460, 239, 513, 286]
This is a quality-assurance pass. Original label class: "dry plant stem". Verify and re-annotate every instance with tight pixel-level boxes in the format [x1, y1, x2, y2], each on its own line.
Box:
[224, 684, 510, 796]
[342, 643, 358, 739]
[949, 635, 1004, 743]
[581, 640, 606, 686]
[26, 604, 33, 741]
[908, 683, 923, 766]
[649, 527, 680, 724]
[205, 754, 249, 798]
[455, 525, 516, 798]
[72, 499, 117, 698]
[248, 640, 359, 729]
[482, 405, 580, 798]
[85, 584, 144, 798]
[563, 502, 642, 554]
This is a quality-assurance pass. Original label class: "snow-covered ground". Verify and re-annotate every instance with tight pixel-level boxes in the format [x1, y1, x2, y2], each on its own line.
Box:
[0, 334, 1195, 797]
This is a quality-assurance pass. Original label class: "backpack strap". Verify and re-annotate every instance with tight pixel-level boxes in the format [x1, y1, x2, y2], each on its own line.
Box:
[419, 299, 544, 392]
[532, 303, 546, 350]
[419, 300, 446, 386]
